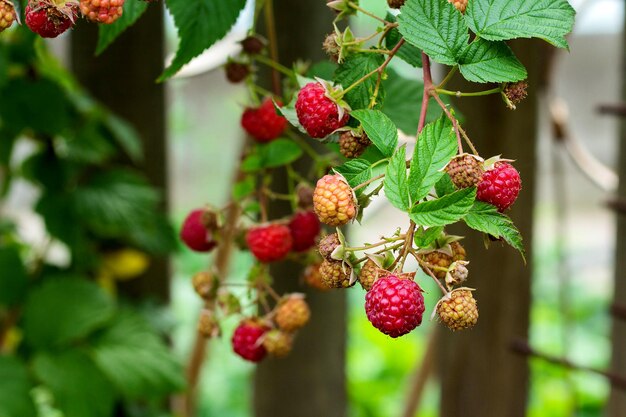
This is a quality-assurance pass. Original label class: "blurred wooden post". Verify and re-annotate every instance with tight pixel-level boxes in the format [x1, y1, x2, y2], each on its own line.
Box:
[607, 23, 626, 416]
[437, 40, 539, 417]
[252, 2, 348, 417]
[70, 5, 169, 302]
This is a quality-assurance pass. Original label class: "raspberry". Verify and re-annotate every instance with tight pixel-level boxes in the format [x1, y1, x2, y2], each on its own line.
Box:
[192, 271, 216, 300]
[445, 260, 469, 289]
[79, 0, 124, 24]
[365, 275, 425, 338]
[180, 209, 217, 252]
[0, 0, 16, 33]
[319, 259, 352, 288]
[275, 295, 310, 332]
[231, 319, 270, 362]
[198, 309, 220, 338]
[476, 161, 521, 211]
[246, 224, 293, 263]
[419, 241, 466, 280]
[445, 154, 484, 189]
[262, 330, 293, 357]
[503, 81, 528, 110]
[436, 289, 478, 331]
[241, 98, 288, 143]
[241, 35, 265, 55]
[323, 33, 340, 63]
[448, 0, 467, 13]
[387, 0, 405, 8]
[225, 61, 251, 83]
[313, 174, 357, 226]
[295, 82, 349, 138]
[358, 259, 383, 291]
[318, 233, 341, 260]
[25, 0, 78, 38]
[288, 211, 321, 252]
[339, 131, 371, 159]
[302, 262, 330, 291]
[296, 184, 314, 209]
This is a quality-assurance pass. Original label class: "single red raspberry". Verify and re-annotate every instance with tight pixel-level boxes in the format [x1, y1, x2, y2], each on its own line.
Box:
[231, 319, 269, 362]
[79, 0, 124, 24]
[288, 211, 321, 252]
[476, 162, 521, 211]
[295, 82, 349, 138]
[25, 0, 77, 38]
[365, 275, 425, 338]
[180, 209, 217, 252]
[0, 0, 16, 32]
[241, 98, 288, 143]
[246, 224, 292, 263]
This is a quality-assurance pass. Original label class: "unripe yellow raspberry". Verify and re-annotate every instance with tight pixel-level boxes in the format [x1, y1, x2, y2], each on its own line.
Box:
[319, 259, 352, 288]
[263, 330, 293, 357]
[0, 0, 15, 32]
[436, 288, 478, 331]
[313, 174, 357, 227]
[448, 0, 468, 13]
[275, 295, 311, 332]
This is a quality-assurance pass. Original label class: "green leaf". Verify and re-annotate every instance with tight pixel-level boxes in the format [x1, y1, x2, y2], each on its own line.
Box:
[60, 122, 116, 165]
[351, 109, 398, 157]
[0, 356, 36, 417]
[257, 139, 303, 168]
[334, 159, 372, 191]
[410, 187, 476, 226]
[276, 104, 307, 135]
[383, 145, 410, 211]
[233, 175, 256, 199]
[102, 112, 144, 163]
[435, 174, 456, 197]
[91, 311, 185, 398]
[160, 0, 247, 80]
[385, 13, 422, 68]
[458, 39, 527, 83]
[96, 0, 149, 55]
[398, 0, 469, 66]
[463, 201, 525, 259]
[23, 278, 115, 349]
[466, 0, 576, 49]
[408, 116, 457, 203]
[413, 226, 444, 248]
[334, 53, 385, 110]
[382, 69, 443, 135]
[0, 246, 28, 306]
[33, 351, 116, 417]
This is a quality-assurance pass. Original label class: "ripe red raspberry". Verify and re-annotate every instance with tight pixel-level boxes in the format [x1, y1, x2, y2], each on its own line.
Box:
[313, 174, 357, 227]
[25, 0, 77, 38]
[246, 224, 293, 263]
[79, 0, 124, 24]
[180, 209, 217, 252]
[295, 82, 349, 138]
[231, 319, 269, 362]
[288, 211, 321, 252]
[275, 295, 310, 332]
[476, 162, 521, 211]
[365, 275, 425, 338]
[0, 0, 16, 32]
[445, 153, 484, 189]
[241, 98, 288, 143]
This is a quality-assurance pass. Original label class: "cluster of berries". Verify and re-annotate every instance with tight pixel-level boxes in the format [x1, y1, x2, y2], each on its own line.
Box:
[0, 0, 139, 38]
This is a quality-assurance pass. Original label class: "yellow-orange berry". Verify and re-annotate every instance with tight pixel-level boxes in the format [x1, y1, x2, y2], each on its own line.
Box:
[313, 174, 357, 227]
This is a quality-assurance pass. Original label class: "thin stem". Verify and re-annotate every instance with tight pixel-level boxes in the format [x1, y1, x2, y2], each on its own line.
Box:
[413, 251, 448, 295]
[436, 87, 502, 98]
[457, 124, 479, 155]
[436, 66, 458, 89]
[353, 48, 392, 55]
[417, 52, 433, 136]
[254, 54, 293, 79]
[263, 0, 282, 96]
[430, 91, 463, 154]
[287, 131, 324, 162]
[263, 283, 282, 303]
[353, 173, 385, 191]
[353, 242, 405, 264]
[345, 235, 406, 252]
[348, 1, 389, 24]
[398, 221, 417, 271]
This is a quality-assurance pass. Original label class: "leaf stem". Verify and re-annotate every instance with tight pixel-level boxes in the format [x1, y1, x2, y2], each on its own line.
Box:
[417, 52, 433, 136]
[353, 172, 386, 191]
[435, 87, 502, 97]
[348, 1, 389, 24]
[345, 234, 406, 252]
[436, 66, 458, 89]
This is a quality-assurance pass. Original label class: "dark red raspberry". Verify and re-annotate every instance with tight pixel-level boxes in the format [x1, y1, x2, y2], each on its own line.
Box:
[241, 35, 265, 55]
[241, 98, 288, 143]
[295, 82, 349, 138]
[25, 0, 77, 38]
[225, 61, 250, 83]
[246, 224, 292, 263]
[79, 0, 124, 24]
[476, 162, 521, 211]
[231, 319, 269, 362]
[288, 211, 321, 252]
[180, 209, 217, 252]
[365, 275, 425, 338]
